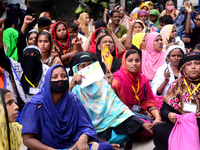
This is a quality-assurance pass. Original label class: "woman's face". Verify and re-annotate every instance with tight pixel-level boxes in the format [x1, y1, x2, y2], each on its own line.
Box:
[51, 67, 68, 81]
[138, 15, 148, 23]
[95, 32, 107, 43]
[118, 6, 125, 17]
[140, 34, 146, 50]
[153, 35, 163, 51]
[98, 36, 115, 54]
[27, 32, 37, 46]
[78, 62, 92, 71]
[56, 24, 67, 40]
[126, 53, 141, 74]
[167, 1, 174, 6]
[149, 5, 153, 10]
[142, 6, 148, 11]
[170, 26, 177, 40]
[168, 49, 183, 67]
[149, 15, 157, 23]
[133, 23, 143, 33]
[184, 60, 200, 79]
[85, 14, 90, 25]
[4, 92, 19, 123]
[37, 35, 51, 54]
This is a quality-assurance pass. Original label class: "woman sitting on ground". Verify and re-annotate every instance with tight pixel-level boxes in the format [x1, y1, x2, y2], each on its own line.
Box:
[151, 45, 186, 96]
[20, 65, 113, 150]
[68, 52, 153, 150]
[0, 88, 22, 149]
[153, 52, 200, 150]
[112, 50, 161, 135]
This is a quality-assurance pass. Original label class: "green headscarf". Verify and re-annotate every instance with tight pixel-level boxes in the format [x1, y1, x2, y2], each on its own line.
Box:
[149, 9, 161, 28]
[3, 28, 19, 61]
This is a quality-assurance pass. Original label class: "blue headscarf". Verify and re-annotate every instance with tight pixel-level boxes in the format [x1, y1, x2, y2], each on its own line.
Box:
[20, 65, 97, 149]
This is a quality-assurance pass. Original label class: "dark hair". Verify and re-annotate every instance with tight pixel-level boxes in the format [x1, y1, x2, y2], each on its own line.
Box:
[38, 16, 51, 28]
[159, 15, 173, 24]
[94, 20, 107, 29]
[95, 28, 108, 39]
[27, 30, 38, 42]
[37, 31, 52, 44]
[67, 22, 78, 32]
[192, 44, 200, 52]
[110, 10, 120, 17]
[135, 22, 144, 29]
[54, 22, 66, 32]
[126, 49, 142, 60]
[1, 88, 11, 96]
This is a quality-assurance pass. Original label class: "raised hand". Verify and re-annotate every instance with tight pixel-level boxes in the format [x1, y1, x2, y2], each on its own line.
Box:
[128, 17, 136, 26]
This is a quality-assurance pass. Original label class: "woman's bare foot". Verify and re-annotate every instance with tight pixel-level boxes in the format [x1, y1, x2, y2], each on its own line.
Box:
[111, 144, 120, 150]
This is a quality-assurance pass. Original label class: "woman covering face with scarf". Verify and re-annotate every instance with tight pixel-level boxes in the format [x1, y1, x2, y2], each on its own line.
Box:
[20, 64, 113, 150]
[0, 21, 49, 111]
[153, 52, 200, 150]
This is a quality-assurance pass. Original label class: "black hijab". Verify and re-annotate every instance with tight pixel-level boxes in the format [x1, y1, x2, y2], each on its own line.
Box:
[96, 35, 122, 73]
[20, 45, 42, 94]
[68, 52, 106, 76]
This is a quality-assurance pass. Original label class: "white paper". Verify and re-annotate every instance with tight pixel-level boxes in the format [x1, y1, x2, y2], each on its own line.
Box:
[77, 61, 104, 88]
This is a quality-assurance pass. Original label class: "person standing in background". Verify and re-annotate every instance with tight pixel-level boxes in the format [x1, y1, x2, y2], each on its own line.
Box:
[7, 0, 29, 28]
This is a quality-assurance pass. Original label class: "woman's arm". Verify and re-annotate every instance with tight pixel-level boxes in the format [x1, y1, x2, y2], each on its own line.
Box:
[70, 134, 90, 150]
[108, 23, 126, 54]
[69, 75, 85, 92]
[185, 4, 193, 36]
[0, 19, 12, 75]
[23, 133, 56, 150]
[125, 18, 135, 50]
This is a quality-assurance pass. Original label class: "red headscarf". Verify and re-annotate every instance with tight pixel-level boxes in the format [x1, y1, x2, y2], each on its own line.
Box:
[112, 50, 156, 109]
[51, 21, 70, 51]
[89, 27, 108, 54]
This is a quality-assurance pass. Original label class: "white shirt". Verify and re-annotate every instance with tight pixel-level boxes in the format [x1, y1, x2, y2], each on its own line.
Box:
[151, 63, 180, 96]
[7, 0, 27, 10]
[78, 33, 87, 47]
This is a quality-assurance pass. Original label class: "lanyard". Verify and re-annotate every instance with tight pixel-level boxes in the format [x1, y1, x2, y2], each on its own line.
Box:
[24, 75, 35, 88]
[183, 78, 200, 101]
[131, 79, 140, 104]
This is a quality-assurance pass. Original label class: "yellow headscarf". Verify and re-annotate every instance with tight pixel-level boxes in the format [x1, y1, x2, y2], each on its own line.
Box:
[0, 91, 22, 150]
[78, 13, 90, 38]
[133, 3, 150, 19]
[160, 24, 174, 49]
[132, 33, 146, 49]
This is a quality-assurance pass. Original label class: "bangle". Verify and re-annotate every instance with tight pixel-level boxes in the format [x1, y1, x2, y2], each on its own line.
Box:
[48, 147, 53, 150]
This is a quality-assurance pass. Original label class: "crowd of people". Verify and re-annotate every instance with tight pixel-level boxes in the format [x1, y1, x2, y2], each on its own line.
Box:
[0, 0, 200, 150]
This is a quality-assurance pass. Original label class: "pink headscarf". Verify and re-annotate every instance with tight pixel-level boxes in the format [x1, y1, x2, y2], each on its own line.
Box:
[142, 32, 166, 80]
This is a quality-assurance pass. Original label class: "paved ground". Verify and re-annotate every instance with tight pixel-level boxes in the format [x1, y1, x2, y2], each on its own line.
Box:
[20, 138, 155, 150]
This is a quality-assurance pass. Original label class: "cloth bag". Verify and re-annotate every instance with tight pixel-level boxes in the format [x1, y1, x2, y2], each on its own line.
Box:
[168, 113, 200, 150]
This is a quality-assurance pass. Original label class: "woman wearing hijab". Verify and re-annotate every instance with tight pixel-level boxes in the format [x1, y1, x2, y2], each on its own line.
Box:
[151, 45, 186, 96]
[149, 9, 161, 29]
[0, 88, 22, 150]
[160, 24, 185, 50]
[96, 35, 122, 73]
[153, 52, 200, 150]
[20, 64, 112, 150]
[3, 27, 19, 61]
[161, 0, 179, 20]
[0, 23, 49, 111]
[112, 50, 161, 132]
[69, 52, 153, 149]
[78, 13, 90, 38]
[137, 10, 157, 33]
[132, 33, 147, 50]
[142, 32, 166, 82]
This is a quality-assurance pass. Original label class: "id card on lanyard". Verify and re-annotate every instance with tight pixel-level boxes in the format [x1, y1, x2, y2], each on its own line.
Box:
[25, 75, 40, 95]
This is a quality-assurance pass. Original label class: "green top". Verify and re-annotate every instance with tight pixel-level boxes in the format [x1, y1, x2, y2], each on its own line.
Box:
[108, 24, 128, 38]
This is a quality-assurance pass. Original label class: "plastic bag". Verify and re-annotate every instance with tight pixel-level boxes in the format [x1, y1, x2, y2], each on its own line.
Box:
[168, 113, 200, 150]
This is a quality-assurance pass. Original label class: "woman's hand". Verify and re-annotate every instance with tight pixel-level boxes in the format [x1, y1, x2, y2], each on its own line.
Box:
[69, 74, 85, 92]
[152, 117, 162, 127]
[105, 70, 113, 85]
[142, 123, 153, 134]
[70, 134, 89, 150]
[128, 17, 136, 26]
[164, 68, 171, 82]
[184, 2, 192, 14]
[168, 112, 177, 124]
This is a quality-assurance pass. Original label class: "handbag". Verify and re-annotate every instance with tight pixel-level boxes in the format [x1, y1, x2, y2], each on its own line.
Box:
[168, 113, 200, 150]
